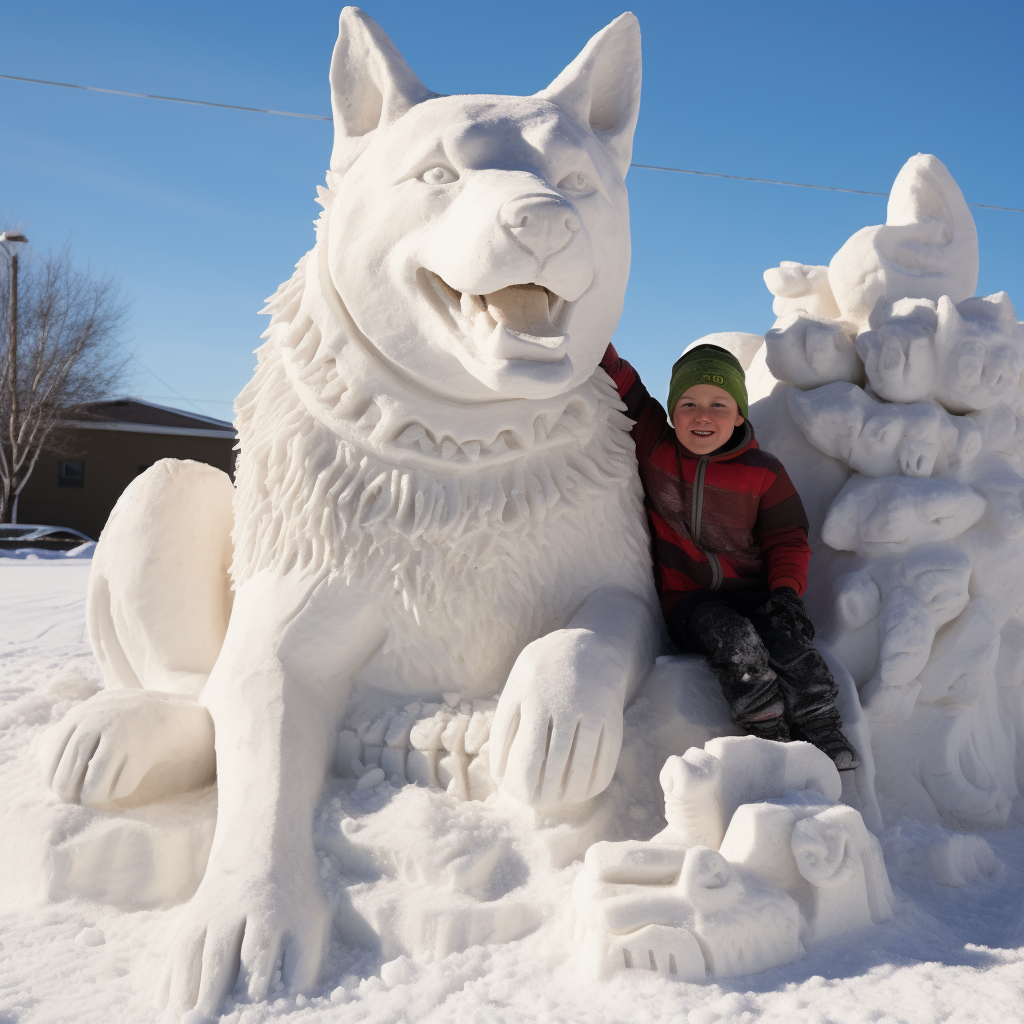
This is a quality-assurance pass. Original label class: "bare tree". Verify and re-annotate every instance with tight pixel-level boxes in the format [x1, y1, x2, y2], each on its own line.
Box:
[1, 241, 131, 523]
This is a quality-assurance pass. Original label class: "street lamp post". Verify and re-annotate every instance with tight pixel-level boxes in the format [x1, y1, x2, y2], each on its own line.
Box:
[1, 231, 29, 523]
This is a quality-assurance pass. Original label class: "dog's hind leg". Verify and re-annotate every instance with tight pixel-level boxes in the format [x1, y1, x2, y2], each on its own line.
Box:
[40, 459, 234, 808]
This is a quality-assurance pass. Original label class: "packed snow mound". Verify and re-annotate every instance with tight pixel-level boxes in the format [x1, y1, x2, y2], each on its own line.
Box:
[760, 153, 1024, 830]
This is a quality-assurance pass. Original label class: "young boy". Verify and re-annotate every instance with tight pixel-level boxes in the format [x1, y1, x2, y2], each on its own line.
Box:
[600, 341, 859, 770]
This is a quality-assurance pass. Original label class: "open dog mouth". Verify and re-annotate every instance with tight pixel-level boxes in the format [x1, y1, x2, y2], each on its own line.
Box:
[423, 272, 570, 363]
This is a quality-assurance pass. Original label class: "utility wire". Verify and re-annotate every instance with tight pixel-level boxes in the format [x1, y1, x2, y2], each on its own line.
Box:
[113, 341, 208, 416]
[631, 163, 1024, 214]
[0, 73, 332, 121]
[3, 72, 1022, 214]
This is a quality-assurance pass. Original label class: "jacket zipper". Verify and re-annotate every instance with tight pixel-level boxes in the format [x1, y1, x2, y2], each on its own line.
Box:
[689, 455, 724, 591]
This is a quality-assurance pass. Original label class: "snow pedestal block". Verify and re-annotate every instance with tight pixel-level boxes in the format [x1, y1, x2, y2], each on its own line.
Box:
[0, 787, 216, 911]
[572, 737, 893, 981]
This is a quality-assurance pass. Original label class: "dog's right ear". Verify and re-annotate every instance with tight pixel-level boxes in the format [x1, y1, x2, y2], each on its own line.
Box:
[329, 7, 436, 174]
[537, 12, 642, 179]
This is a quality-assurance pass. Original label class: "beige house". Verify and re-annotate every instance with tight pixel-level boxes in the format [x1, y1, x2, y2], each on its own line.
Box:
[17, 399, 237, 541]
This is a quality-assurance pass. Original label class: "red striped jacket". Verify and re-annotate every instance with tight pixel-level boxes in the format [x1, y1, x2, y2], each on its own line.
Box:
[600, 344, 811, 620]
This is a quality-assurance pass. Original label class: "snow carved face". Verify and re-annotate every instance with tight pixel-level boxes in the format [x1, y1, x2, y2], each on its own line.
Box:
[788, 383, 979, 478]
[822, 476, 986, 556]
[857, 293, 1023, 413]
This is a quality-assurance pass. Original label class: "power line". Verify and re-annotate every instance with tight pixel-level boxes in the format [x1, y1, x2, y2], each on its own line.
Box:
[3, 72, 1021, 214]
[631, 163, 1023, 214]
[0, 73, 332, 121]
[114, 342, 208, 416]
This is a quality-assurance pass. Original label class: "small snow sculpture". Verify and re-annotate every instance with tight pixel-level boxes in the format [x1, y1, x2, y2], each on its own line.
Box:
[828, 153, 979, 331]
[829, 545, 972, 717]
[572, 737, 892, 980]
[856, 293, 1023, 412]
[763, 312, 862, 389]
[38, 8, 660, 1017]
[756, 153, 1024, 828]
[763, 262, 841, 320]
[821, 475, 987, 555]
[788, 383, 981, 478]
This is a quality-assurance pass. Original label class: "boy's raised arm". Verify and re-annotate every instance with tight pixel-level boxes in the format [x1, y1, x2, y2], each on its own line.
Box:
[599, 343, 668, 459]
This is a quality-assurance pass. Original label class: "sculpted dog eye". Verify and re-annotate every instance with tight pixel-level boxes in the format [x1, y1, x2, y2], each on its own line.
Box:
[420, 166, 459, 185]
[558, 171, 589, 192]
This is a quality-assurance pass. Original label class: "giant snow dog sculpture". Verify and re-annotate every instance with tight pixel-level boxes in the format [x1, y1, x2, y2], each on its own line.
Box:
[38, 6, 661, 1015]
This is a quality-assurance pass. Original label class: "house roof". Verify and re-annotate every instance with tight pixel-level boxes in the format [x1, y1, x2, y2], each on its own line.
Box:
[62, 398, 237, 439]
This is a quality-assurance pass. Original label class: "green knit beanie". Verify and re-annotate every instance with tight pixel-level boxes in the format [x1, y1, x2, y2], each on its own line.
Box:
[668, 344, 748, 420]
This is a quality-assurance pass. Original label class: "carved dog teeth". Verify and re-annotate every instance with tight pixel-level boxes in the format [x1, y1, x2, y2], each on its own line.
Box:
[460, 291, 486, 320]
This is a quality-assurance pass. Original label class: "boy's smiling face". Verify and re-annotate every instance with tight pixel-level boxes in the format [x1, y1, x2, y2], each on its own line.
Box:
[672, 384, 745, 455]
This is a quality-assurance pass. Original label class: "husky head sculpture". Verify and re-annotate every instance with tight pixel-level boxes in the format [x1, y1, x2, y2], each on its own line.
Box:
[317, 6, 639, 403]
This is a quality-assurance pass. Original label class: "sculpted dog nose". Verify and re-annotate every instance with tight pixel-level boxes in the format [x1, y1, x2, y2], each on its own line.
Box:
[500, 196, 580, 259]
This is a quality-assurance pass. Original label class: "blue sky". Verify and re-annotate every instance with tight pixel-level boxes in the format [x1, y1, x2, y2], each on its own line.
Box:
[2, 0, 1021, 420]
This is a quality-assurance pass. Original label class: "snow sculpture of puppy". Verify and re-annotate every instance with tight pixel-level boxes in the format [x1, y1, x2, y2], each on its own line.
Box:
[750, 154, 1024, 828]
[763, 262, 841, 320]
[788, 383, 981, 478]
[39, 8, 660, 1015]
[571, 737, 892, 980]
[763, 311, 862, 389]
[826, 545, 972, 717]
[856, 292, 1023, 412]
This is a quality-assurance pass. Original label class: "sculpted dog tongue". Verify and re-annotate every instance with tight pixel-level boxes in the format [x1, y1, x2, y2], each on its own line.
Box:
[484, 284, 568, 354]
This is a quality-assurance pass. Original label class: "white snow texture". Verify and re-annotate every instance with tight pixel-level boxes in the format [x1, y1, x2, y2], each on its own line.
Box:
[2, 6, 1023, 1023]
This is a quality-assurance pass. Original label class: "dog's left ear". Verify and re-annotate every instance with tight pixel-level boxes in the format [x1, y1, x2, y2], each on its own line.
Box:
[537, 12, 642, 179]
[329, 7, 437, 174]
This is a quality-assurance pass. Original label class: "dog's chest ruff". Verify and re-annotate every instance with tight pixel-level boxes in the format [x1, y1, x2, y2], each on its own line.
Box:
[232, 253, 651, 695]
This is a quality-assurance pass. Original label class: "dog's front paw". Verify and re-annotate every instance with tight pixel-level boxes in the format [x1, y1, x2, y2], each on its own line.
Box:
[38, 688, 215, 808]
[156, 864, 330, 1017]
[490, 631, 627, 806]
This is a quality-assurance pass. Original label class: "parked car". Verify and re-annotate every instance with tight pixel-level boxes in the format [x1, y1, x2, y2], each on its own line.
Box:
[0, 524, 94, 551]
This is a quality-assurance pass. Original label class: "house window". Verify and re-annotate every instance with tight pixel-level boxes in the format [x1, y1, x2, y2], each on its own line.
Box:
[58, 461, 85, 487]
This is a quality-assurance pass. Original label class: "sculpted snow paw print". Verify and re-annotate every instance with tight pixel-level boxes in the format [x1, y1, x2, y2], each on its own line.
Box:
[38, 688, 215, 809]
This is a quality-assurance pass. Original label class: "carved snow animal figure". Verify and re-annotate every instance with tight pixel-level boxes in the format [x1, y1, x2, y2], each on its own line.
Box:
[571, 737, 893, 979]
[38, 8, 659, 1015]
[751, 153, 1024, 828]
[788, 383, 981, 479]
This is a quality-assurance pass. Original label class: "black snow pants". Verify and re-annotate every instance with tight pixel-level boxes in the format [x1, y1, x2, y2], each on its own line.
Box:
[667, 589, 844, 746]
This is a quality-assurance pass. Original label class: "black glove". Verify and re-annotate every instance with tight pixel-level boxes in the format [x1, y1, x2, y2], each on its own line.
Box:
[764, 586, 815, 644]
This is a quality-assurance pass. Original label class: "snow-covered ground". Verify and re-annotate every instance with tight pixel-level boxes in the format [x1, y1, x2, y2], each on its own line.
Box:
[2, 553, 1023, 1024]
